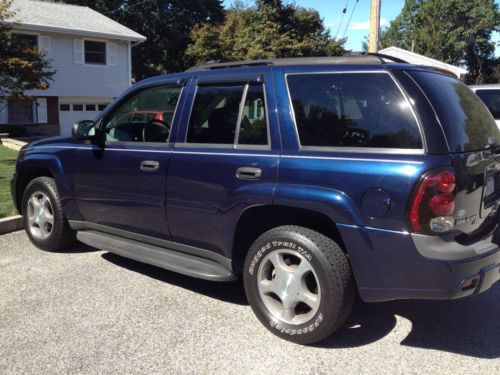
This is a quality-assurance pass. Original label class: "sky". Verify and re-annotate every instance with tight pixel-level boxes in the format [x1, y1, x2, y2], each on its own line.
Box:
[223, 0, 500, 56]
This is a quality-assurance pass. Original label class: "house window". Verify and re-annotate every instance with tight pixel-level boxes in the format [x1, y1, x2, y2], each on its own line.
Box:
[13, 33, 38, 48]
[8, 99, 34, 124]
[84, 41, 106, 65]
[98, 104, 108, 111]
[59, 104, 70, 111]
[73, 104, 84, 111]
[85, 104, 96, 111]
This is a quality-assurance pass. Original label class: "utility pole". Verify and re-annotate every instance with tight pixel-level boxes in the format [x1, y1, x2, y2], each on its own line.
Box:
[368, 0, 381, 53]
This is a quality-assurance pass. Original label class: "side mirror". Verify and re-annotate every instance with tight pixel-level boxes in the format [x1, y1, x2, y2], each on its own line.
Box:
[72, 120, 96, 141]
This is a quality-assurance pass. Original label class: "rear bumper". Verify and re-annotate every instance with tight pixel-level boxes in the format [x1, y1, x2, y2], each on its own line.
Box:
[338, 224, 500, 302]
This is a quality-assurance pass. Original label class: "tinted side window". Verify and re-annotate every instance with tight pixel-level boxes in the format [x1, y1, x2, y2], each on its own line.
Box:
[287, 73, 422, 149]
[410, 71, 500, 152]
[238, 83, 268, 145]
[187, 85, 244, 144]
[475, 90, 500, 120]
[103, 85, 182, 143]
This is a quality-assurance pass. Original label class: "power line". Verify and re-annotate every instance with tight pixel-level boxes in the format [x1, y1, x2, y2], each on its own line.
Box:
[334, 0, 350, 40]
[108, 0, 151, 16]
[342, 0, 360, 39]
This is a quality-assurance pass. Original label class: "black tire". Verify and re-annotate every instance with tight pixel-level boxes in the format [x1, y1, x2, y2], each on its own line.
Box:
[22, 176, 76, 251]
[243, 225, 355, 345]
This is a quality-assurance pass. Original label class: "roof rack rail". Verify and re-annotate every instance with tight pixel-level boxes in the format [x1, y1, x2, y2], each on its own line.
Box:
[365, 52, 409, 64]
[186, 54, 409, 72]
[186, 60, 273, 72]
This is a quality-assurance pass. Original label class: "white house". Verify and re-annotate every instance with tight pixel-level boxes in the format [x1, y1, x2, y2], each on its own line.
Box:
[379, 46, 468, 79]
[0, 0, 146, 136]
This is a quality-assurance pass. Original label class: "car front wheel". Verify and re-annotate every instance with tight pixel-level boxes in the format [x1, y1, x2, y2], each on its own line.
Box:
[22, 176, 75, 251]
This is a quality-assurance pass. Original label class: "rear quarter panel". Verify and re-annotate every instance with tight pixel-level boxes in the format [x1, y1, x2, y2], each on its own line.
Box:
[272, 65, 453, 297]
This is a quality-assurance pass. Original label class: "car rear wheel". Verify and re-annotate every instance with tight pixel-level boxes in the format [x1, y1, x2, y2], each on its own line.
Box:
[243, 225, 355, 345]
[22, 177, 76, 251]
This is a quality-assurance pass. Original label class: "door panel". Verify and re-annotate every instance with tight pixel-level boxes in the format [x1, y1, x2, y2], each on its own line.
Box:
[166, 150, 278, 256]
[166, 68, 280, 258]
[72, 83, 185, 240]
[72, 145, 171, 239]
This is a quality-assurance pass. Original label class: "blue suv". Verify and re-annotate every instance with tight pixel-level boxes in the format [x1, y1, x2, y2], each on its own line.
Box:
[11, 55, 500, 344]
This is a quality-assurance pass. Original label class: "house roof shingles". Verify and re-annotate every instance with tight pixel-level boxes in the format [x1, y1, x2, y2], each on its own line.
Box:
[10, 0, 146, 42]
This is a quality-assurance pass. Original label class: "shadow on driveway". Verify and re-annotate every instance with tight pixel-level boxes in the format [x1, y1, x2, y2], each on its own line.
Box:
[99, 250, 499, 359]
[320, 287, 500, 359]
[101, 252, 248, 305]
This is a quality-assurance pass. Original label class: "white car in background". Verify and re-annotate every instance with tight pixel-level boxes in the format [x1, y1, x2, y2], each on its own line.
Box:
[470, 84, 500, 128]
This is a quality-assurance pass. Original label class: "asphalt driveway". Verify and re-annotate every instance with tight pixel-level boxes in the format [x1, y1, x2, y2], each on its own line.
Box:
[0, 231, 499, 374]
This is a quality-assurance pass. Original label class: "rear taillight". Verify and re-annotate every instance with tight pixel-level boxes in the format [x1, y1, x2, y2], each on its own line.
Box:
[409, 170, 456, 234]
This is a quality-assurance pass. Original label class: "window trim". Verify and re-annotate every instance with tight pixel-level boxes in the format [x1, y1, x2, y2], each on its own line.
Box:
[284, 70, 426, 154]
[99, 83, 185, 145]
[83, 38, 107, 67]
[180, 81, 271, 150]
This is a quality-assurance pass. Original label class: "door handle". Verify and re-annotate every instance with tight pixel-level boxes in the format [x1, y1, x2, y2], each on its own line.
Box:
[140, 160, 160, 172]
[236, 167, 262, 180]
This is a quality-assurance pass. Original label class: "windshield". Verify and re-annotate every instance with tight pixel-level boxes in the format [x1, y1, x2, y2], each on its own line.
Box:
[409, 71, 500, 153]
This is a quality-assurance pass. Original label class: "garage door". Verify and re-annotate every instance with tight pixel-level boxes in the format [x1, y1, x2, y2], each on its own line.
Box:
[59, 103, 108, 135]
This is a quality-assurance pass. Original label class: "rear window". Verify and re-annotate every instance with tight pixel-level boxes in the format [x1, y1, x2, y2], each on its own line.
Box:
[409, 71, 500, 152]
[287, 73, 422, 149]
[475, 89, 500, 120]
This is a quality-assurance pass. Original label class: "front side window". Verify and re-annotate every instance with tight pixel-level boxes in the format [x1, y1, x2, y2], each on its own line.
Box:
[186, 83, 268, 145]
[287, 73, 422, 149]
[475, 90, 500, 120]
[103, 85, 182, 143]
[84, 41, 106, 65]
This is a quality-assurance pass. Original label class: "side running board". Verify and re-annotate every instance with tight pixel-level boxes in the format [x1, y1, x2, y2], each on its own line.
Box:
[77, 230, 236, 282]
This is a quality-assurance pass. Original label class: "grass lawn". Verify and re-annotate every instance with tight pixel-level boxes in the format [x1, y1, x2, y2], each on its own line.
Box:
[0, 145, 19, 218]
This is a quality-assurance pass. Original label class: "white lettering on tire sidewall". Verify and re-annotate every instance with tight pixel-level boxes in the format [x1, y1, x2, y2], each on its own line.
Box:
[269, 313, 324, 336]
[248, 240, 312, 276]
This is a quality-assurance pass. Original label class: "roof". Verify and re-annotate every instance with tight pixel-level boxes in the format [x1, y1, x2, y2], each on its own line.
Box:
[9, 0, 146, 42]
[379, 46, 467, 78]
[186, 54, 407, 72]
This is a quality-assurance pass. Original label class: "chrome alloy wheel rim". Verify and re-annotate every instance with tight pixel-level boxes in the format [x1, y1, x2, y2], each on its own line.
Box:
[27, 191, 54, 240]
[257, 249, 321, 325]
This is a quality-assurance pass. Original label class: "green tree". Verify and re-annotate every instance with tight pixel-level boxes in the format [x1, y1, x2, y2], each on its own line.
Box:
[381, 0, 500, 83]
[64, 0, 225, 80]
[186, 1, 345, 65]
[0, 0, 54, 98]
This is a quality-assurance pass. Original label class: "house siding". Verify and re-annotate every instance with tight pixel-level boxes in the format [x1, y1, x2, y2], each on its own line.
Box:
[25, 31, 130, 98]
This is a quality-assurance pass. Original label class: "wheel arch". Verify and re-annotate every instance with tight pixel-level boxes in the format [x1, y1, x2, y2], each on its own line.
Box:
[15, 155, 70, 214]
[231, 204, 347, 274]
